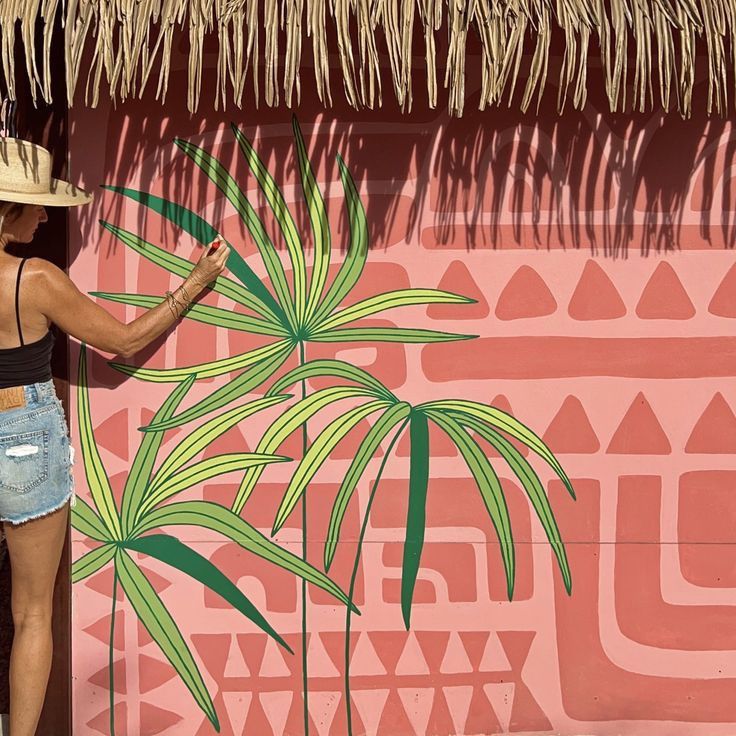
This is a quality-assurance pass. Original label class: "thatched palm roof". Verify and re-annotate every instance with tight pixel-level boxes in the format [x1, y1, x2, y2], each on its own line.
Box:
[0, 0, 733, 116]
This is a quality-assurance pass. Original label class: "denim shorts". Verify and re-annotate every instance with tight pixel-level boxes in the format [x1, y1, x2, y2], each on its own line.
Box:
[0, 380, 75, 525]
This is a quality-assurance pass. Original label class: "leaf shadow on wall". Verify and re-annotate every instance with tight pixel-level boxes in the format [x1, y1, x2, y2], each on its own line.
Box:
[73, 46, 736, 263]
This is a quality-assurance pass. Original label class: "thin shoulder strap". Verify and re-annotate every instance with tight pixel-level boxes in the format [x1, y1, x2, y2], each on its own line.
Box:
[15, 257, 27, 347]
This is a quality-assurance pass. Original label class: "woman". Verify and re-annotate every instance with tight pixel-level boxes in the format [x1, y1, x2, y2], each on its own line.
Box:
[0, 136, 229, 736]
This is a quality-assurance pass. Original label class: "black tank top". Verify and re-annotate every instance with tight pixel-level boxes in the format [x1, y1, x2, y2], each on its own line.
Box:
[0, 258, 54, 389]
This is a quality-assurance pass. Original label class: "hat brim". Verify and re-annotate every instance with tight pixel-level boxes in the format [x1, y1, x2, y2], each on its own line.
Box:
[0, 177, 93, 207]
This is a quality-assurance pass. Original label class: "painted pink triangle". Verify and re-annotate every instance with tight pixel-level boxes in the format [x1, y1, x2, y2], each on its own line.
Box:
[398, 688, 434, 736]
[259, 692, 293, 736]
[82, 610, 126, 651]
[94, 408, 130, 460]
[86, 702, 127, 735]
[607, 392, 671, 454]
[140, 701, 184, 733]
[87, 656, 127, 693]
[686, 393, 736, 453]
[138, 653, 177, 693]
[428, 260, 490, 319]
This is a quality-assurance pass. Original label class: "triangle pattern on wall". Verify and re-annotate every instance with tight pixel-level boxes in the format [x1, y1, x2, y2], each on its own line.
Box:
[568, 260, 626, 320]
[685, 393, 736, 453]
[607, 392, 671, 454]
[636, 262, 695, 320]
[495, 266, 557, 320]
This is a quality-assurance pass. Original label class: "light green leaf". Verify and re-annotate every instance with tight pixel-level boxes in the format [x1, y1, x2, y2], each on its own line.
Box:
[122, 376, 195, 536]
[90, 292, 288, 337]
[71, 497, 113, 542]
[421, 399, 575, 499]
[310, 154, 368, 326]
[78, 345, 122, 539]
[175, 138, 295, 329]
[132, 501, 357, 611]
[115, 549, 219, 729]
[148, 395, 291, 495]
[231, 386, 373, 514]
[110, 339, 291, 382]
[273, 400, 389, 533]
[292, 117, 331, 321]
[426, 409, 516, 600]
[100, 220, 277, 321]
[317, 289, 476, 332]
[72, 544, 116, 583]
[266, 359, 395, 402]
[125, 534, 291, 650]
[402, 411, 430, 630]
[310, 327, 477, 343]
[325, 403, 411, 570]
[139, 453, 290, 518]
[142, 345, 294, 431]
[231, 124, 307, 324]
[459, 415, 572, 594]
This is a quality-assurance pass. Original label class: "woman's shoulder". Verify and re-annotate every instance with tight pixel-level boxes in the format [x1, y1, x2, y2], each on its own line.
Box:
[23, 257, 66, 283]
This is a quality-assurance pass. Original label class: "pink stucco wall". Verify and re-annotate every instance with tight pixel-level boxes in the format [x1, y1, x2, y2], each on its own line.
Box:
[67, 62, 736, 735]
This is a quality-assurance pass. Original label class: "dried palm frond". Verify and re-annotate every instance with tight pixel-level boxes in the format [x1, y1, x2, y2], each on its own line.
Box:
[0, 0, 733, 116]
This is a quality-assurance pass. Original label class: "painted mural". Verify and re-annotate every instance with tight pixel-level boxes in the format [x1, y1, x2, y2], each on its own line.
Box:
[71, 118, 574, 735]
[66, 61, 736, 736]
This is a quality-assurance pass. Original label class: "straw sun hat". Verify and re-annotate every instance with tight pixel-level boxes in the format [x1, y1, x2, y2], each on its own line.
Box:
[0, 137, 92, 207]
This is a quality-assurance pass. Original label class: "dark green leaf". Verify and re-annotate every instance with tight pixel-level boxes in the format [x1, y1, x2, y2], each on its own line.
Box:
[125, 534, 291, 651]
[402, 412, 430, 630]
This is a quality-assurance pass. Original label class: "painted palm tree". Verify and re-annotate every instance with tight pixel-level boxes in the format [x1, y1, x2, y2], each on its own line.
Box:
[231, 359, 575, 735]
[95, 116, 474, 431]
[70, 346, 357, 734]
[92, 115, 475, 731]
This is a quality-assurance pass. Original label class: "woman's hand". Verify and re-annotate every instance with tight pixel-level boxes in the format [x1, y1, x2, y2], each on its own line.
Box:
[189, 239, 230, 287]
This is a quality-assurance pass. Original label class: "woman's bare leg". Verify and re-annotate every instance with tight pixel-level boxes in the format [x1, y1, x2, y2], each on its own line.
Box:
[4, 504, 68, 736]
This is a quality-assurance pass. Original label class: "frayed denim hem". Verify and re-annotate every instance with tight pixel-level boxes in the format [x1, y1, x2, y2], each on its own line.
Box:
[0, 488, 74, 526]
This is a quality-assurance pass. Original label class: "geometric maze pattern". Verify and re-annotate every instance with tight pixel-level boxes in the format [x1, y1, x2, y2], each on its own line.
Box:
[69, 91, 736, 734]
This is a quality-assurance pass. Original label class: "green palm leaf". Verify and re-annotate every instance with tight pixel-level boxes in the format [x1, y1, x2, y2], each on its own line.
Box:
[426, 409, 516, 600]
[147, 395, 290, 495]
[231, 123, 307, 324]
[402, 411, 430, 630]
[266, 359, 395, 402]
[102, 186, 216, 243]
[142, 344, 294, 431]
[292, 117, 331, 320]
[131, 501, 357, 611]
[71, 544, 116, 583]
[459, 415, 572, 593]
[317, 289, 476, 332]
[140, 453, 289, 516]
[100, 220, 277, 322]
[310, 154, 368, 327]
[121, 376, 196, 536]
[110, 339, 291, 382]
[115, 548, 219, 730]
[231, 386, 375, 514]
[78, 345, 122, 539]
[174, 138, 294, 328]
[422, 399, 575, 499]
[310, 327, 476, 343]
[90, 292, 288, 337]
[125, 534, 291, 651]
[71, 497, 113, 542]
[272, 400, 390, 534]
[325, 403, 411, 570]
